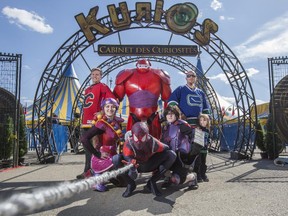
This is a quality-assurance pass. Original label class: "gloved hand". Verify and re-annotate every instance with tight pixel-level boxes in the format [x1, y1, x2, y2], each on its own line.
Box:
[122, 159, 139, 168]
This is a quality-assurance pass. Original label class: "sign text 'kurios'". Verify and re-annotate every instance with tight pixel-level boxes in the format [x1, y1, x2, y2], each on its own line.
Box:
[75, 0, 218, 49]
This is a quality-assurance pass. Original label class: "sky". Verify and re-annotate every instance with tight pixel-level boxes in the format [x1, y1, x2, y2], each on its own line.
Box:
[1, 0, 288, 108]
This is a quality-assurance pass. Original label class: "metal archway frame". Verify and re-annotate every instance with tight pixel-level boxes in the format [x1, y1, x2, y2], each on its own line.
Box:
[32, 9, 257, 163]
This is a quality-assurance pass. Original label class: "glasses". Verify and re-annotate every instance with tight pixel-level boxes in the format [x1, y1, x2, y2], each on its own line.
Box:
[186, 74, 196, 78]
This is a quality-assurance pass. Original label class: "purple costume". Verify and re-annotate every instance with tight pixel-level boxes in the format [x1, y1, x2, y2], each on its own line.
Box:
[80, 115, 124, 174]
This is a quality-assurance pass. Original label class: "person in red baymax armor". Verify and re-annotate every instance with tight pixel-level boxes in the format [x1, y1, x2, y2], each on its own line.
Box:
[113, 59, 171, 139]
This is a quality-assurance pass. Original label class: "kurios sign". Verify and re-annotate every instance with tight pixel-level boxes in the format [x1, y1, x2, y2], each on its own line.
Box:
[75, 0, 218, 56]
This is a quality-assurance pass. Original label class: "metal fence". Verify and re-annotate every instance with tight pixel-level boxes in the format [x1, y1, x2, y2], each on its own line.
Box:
[0, 52, 22, 167]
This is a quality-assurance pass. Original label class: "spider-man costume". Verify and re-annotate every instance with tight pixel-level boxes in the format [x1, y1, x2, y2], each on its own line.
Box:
[121, 122, 176, 197]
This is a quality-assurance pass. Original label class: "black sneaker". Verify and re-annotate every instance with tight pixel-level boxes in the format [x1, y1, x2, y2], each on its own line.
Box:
[161, 177, 172, 188]
[188, 178, 199, 190]
[76, 172, 85, 179]
[202, 175, 209, 182]
[197, 176, 203, 183]
[161, 181, 172, 188]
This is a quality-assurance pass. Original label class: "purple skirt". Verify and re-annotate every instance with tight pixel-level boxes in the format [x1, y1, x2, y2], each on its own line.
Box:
[91, 155, 113, 174]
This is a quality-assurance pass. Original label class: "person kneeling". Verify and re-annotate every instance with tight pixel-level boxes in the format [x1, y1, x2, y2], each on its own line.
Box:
[121, 122, 176, 198]
[161, 106, 203, 190]
[80, 98, 125, 192]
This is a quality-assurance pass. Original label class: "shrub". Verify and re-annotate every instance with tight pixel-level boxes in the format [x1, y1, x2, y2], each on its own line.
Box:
[264, 115, 283, 160]
[19, 114, 28, 159]
[255, 122, 266, 152]
[0, 116, 14, 160]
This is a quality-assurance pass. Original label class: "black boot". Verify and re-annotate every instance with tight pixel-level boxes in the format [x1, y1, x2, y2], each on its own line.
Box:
[161, 176, 172, 188]
[144, 168, 167, 196]
[145, 180, 162, 196]
[201, 165, 209, 182]
[122, 175, 136, 198]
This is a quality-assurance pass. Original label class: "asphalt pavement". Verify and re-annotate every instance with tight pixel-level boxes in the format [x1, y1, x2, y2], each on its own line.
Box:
[0, 151, 288, 216]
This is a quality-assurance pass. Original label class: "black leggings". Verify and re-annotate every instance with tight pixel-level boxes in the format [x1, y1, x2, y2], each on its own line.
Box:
[137, 150, 176, 173]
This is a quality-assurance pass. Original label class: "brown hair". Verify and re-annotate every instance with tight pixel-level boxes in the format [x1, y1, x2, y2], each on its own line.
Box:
[198, 113, 211, 128]
[163, 106, 180, 120]
[91, 67, 102, 75]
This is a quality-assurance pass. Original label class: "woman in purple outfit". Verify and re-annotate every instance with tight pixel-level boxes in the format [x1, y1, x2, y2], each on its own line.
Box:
[80, 98, 124, 192]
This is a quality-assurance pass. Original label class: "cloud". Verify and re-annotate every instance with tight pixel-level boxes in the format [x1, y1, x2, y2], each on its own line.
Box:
[23, 65, 31, 70]
[256, 99, 267, 105]
[219, 16, 235, 21]
[208, 73, 229, 84]
[2, 6, 53, 34]
[208, 67, 259, 84]
[210, 0, 222, 11]
[21, 97, 34, 106]
[245, 67, 259, 77]
[234, 12, 288, 62]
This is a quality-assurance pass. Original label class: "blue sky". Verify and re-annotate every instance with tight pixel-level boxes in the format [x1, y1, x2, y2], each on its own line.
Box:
[1, 0, 288, 107]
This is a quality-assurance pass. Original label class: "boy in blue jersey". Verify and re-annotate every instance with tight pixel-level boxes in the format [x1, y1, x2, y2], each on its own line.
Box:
[168, 70, 210, 127]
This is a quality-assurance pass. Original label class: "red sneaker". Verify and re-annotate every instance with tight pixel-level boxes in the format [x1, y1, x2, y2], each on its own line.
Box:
[84, 169, 93, 178]
[76, 169, 92, 179]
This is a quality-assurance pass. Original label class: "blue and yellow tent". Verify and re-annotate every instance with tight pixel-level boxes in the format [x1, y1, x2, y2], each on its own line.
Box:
[25, 61, 81, 126]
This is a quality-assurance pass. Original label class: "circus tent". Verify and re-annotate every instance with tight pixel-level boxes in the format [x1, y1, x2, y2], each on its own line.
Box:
[25, 61, 81, 126]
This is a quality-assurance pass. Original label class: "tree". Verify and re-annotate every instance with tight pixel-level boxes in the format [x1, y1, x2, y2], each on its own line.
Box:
[18, 114, 28, 159]
[0, 115, 14, 160]
[264, 115, 283, 160]
[255, 122, 266, 152]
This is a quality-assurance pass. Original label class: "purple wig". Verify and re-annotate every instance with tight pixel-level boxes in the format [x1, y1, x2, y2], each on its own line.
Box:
[100, 98, 119, 110]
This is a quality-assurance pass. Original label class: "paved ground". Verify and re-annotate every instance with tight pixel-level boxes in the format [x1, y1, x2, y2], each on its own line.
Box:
[0, 151, 288, 216]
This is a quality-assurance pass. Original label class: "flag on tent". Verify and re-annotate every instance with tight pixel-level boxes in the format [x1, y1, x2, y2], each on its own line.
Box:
[196, 55, 205, 89]
[196, 56, 204, 75]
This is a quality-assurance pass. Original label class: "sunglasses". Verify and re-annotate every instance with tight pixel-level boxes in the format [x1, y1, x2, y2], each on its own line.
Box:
[186, 74, 196, 78]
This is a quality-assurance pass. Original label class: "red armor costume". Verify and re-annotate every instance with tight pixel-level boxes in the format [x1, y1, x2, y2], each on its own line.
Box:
[81, 115, 124, 173]
[113, 59, 171, 139]
[81, 98, 124, 174]
[80, 98, 125, 192]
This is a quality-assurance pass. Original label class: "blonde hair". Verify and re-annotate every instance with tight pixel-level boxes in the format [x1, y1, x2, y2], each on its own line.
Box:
[198, 113, 211, 128]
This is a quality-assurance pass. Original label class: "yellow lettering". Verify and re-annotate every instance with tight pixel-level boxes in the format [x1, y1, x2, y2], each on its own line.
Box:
[135, 3, 152, 23]
[154, 0, 164, 23]
[76, 1, 216, 47]
[75, 6, 111, 43]
[108, 2, 131, 30]
[194, 19, 218, 46]
[99, 45, 107, 53]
